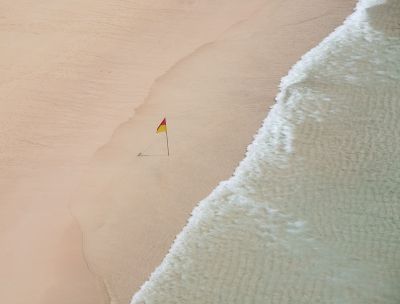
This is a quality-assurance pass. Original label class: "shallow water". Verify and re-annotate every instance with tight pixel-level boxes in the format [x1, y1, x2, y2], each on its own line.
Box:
[131, 0, 400, 303]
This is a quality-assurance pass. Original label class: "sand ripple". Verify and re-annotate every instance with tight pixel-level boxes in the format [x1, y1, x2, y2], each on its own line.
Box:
[132, 0, 400, 303]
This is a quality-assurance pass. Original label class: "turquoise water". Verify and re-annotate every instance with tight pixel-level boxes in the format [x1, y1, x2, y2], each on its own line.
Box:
[132, 0, 400, 303]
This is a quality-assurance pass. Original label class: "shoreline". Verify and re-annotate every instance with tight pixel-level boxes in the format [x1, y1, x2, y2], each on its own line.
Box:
[0, 0, 356, 303]
[71, 1, 356, 303]
[0, 1, 271, 303]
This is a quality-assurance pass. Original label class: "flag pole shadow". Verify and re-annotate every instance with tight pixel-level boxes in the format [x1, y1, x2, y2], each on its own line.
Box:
[137, 117, 170, 157]
[137, 152, 169, 157]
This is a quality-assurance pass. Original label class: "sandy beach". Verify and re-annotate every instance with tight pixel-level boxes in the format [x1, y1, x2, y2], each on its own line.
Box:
[0, 1, 355, 303]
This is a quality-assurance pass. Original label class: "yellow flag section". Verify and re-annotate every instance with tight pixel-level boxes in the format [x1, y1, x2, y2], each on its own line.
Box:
[156, 117, 169, 156]
[156, 118, 167, 133]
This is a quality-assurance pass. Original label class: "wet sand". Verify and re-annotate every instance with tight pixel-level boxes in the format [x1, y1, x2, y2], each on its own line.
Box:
[0, 0, 355, 303]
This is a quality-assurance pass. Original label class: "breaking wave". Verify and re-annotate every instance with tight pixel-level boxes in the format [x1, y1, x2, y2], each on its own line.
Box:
[131, 0, 400, 303]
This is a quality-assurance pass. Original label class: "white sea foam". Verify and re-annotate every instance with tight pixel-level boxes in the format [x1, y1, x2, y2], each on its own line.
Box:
[131, 0, 400, 302]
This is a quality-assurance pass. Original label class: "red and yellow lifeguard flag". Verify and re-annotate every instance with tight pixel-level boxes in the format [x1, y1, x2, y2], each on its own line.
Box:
[156, 118, 167, 133]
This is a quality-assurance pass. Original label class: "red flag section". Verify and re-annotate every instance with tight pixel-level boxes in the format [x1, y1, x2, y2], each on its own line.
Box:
[156, 118, 167, 133]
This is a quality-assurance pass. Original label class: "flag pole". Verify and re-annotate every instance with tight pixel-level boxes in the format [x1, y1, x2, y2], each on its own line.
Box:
[165, 128, 170, 156]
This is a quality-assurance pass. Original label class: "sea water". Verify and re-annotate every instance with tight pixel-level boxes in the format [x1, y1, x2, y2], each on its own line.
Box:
[131, 0, 400, 303]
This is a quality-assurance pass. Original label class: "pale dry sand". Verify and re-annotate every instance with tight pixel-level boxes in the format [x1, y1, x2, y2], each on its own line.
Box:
[0, 1, 355, 303]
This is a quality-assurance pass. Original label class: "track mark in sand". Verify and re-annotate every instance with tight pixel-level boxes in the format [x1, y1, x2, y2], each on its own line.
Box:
[284, 10, 332, 27]
[67, 204, 112, 304]
[17, 138, 51, 148]
[91, 0, 274, 156]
